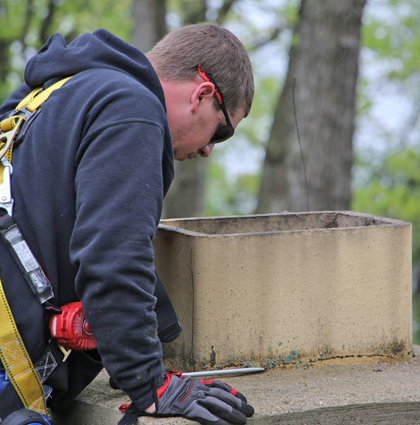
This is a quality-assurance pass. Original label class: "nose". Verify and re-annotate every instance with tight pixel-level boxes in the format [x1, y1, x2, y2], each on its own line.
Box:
[198, 143, 215, 158]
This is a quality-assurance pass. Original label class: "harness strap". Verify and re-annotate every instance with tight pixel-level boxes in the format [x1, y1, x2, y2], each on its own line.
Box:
[0, 77, 73, 418]
[14, 88, 43, 113]
[0, 277, 46, 415]
[16, 77, 72, 113]
[0, 342, 65, 421]
[117, 402, 141, 425]
[155, 274, 182, 343]
[0, 76, 73, 175]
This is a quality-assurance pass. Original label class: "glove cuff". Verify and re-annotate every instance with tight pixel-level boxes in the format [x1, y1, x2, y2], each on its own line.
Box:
[152, 369, 184, 413]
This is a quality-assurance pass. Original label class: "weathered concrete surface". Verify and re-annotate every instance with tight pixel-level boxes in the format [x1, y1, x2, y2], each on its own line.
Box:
[153, 212, 412, 371]
[52, 345, 420, 425]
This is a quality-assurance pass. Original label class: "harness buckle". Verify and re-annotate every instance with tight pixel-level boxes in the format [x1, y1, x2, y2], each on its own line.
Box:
[0, 116, 23, 161]
[55, 341, 72, 362]
[0, 158, 13, 217]
[12, 106, 35, 121]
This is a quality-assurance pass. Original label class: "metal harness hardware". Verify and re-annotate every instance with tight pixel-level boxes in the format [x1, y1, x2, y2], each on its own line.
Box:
[0, 83, 69, 312]
[0, 117, 23, 164]
[0, 159, 13, 217]
[0, 77, 73, 419]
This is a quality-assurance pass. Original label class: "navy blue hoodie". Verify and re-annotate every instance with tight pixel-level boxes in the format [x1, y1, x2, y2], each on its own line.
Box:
[0, 29, 174, 411]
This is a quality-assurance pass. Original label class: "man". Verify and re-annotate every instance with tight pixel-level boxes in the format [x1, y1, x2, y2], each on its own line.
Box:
[0, 23, 254, 425]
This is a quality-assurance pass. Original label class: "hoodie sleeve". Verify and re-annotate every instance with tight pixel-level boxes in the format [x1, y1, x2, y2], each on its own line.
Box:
[70, 102, 167, 411]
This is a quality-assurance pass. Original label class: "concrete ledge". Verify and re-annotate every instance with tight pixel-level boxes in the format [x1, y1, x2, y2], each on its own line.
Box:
[52, 346, 420, 425]
[53, 401, 420, 425]
[254, 402, 420, 424]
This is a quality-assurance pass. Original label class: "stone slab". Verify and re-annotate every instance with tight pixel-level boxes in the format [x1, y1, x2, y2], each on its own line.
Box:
[52, 345, 420, 425]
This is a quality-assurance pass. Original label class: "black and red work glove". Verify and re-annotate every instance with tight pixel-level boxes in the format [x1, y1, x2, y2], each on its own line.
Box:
[118, 370, 254, 425]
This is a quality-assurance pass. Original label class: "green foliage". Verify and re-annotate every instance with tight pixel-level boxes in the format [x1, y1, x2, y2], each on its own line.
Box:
[204, 157, 259, 216]
[0, 0, 131, 104]
[0, 0, 299, 219]
[203, 72, 281, 216]
[53, 0, 132, 41]
[168, 0, 208, 26]
[164, 0, 300, 217]
[239, 76, 281, 146]
[413, 292, 420, 344]
[361, 0, 420, 81]
[352, 147, 420, 265]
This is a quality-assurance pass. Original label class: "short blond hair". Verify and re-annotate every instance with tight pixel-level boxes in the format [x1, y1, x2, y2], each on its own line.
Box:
[147, 23, 254, 117]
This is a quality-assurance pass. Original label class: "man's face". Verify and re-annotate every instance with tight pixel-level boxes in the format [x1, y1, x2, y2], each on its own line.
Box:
[162, 79, 246, 161]
[172, 102, 245, 161]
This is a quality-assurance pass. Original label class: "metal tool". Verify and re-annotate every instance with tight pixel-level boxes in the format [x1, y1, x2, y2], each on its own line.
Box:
[183, 367, 265, 378]
[0, 158, 13, 216]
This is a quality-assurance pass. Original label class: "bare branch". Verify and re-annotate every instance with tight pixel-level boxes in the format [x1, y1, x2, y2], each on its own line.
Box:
[248, 23, 291, 52]
[39, 0, 56, 44]
[180, 0, 207, 25]
[19, 0, 34, 47]
[215, 0, 238, 25]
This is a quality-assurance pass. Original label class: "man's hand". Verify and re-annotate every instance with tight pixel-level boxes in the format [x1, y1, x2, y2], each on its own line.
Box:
[118, 370, 254, 425]
[152, 370, 254, 425]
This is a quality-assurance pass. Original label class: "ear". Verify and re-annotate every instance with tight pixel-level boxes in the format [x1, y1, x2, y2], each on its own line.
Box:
[190, 82, 215, 113]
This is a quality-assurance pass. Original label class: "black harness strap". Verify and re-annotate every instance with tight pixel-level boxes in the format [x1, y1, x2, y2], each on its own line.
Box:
[0, 342, 64, 421]
[154, 273, 182, 343]
[117, 402, 142, 425]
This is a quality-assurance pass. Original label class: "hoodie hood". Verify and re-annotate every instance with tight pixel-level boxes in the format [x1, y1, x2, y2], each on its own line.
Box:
[24, 29, 165, 106]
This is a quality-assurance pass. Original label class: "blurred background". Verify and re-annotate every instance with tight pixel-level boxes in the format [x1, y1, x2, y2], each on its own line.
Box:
[1, 0, 420, 343]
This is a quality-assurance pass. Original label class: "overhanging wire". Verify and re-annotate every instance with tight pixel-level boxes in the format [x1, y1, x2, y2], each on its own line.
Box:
[293, 76, 309, 212]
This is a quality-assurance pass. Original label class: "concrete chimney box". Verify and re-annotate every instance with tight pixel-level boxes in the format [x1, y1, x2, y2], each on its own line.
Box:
[153, 212, 412, 371]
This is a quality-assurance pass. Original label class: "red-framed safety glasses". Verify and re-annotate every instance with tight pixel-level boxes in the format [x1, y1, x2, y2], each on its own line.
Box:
[198, 64, 234, 143]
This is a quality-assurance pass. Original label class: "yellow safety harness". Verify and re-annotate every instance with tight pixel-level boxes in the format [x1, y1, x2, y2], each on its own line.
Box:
[0, 76, 72, 415]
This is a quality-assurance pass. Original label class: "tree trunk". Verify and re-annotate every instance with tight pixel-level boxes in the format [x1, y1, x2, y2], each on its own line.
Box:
[256, 0, 366, 213]
[163, 158, 207, 218]
[131, 0, 167, 52]
[141, 0, 239, 219]
[130, 0, 208, 220]
[160, 1, 207, 219]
